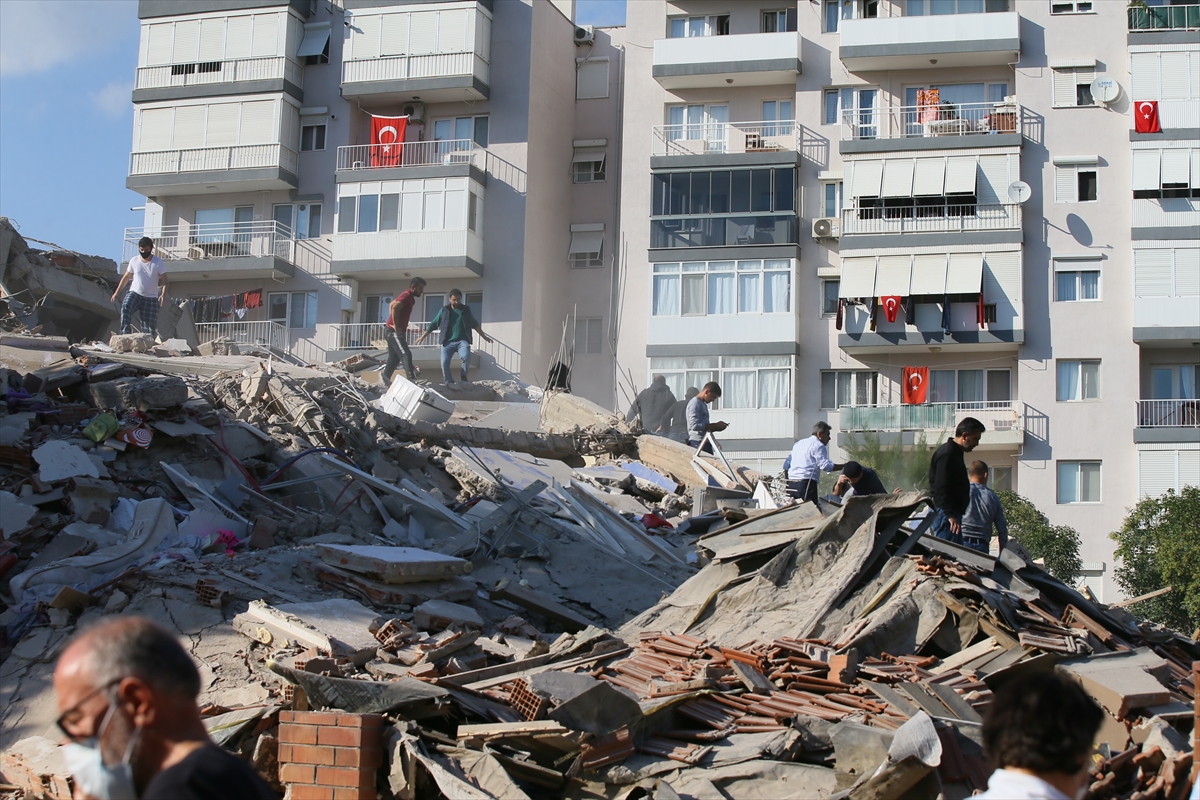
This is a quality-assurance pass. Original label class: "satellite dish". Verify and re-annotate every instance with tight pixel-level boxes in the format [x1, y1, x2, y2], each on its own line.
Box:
[1090, 77, 1120, 104]
[1008, 181, 1032, 204]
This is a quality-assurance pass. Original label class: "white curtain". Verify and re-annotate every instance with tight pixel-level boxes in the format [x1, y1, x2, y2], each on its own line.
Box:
[708, 272, 735, 314]
[957, 370, 984, 403]
[930, 370, 956, 404]
[1057, 361, 1080, 401]
[653, 275, 679, 316]
[682, 275, 705, 315]
[764, 271, 790, 312]
[724, 371, 757, 408]
[1080, 271, 1099, 299]
[1080, 361, 1100, 399]
[1182, 365, 1197, 399]
[758, 369, 789, 407]
[661, 372, 685, 401]
[738, 273, 761, 312]
[1057, 462, 1079, 503]
[1080, 462, 1101, 502]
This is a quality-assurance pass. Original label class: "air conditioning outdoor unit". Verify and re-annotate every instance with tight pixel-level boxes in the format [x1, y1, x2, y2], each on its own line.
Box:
[574, 24, 595, 44]
[402, 103, 425, 123]
[812, 217, 840, 239]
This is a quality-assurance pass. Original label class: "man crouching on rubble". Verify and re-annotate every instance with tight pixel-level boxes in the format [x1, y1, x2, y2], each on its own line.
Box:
[54, 616, 276, 799]
[976, 671, 1103, 799]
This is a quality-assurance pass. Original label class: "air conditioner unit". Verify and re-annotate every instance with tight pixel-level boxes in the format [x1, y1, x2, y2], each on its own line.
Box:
[401, 103, 425, 123]
[812, 218, 840, 239]
[574, 24, 595, 44]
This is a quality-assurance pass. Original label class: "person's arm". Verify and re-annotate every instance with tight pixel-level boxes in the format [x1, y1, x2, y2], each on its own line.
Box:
[833, 475, 851, 497]
[111, 268, 132, 303]
[158, 270, 168, 302]
[817, 445, 842, 473]
[415, 310, 441, 344]
[389, 298, 404, 331]
[470, 310, 493, 343]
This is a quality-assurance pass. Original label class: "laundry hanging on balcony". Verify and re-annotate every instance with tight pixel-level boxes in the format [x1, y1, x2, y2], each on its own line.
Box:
[903, 366, 929, 405]
[916, 89, 940, 124]
[370, 115, 408, 167]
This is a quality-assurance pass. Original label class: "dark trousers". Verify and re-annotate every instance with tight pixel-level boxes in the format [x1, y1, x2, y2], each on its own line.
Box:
[786, 479, 819, 503]
[381, 329, 415, 384]
[120, 292, 159, 336]
[931, 509, 962, 545]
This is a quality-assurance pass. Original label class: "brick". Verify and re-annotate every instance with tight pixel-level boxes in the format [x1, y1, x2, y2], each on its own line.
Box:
[279, 763, 316, 784]
[286, 745, 336, 766]
[288, 786, 335, 800]
[333, 748, 382, 769]
[316, 727, 367, 747]
[336, 713, 385, 729]
[284, 711, 340, 726]
[333, 789, 377, 800]
[278, 724, 319, 745]
[315, 767, 374, 789]
[277, 744, 293, 763]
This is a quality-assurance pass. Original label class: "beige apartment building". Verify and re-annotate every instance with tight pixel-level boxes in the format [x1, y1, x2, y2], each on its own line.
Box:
[124, 0, 1198, 599]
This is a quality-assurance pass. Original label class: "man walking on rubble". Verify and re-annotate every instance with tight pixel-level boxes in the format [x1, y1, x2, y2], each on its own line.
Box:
[53, 615, 277, 799]
[785, 421, 844, 503]
[415, 288, 493, 386]
[112, 236, 168, 337]
[687, 382, 728, 453]
[627, 375, 676, 434]
[962, 459, 1009, 554]
[381, 277, 425, 386]
[928, 417, 986, 544]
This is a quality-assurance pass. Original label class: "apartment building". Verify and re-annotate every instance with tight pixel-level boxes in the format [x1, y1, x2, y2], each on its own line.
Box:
[613, 0, 1199, 600]
[124, 0, 625, 402]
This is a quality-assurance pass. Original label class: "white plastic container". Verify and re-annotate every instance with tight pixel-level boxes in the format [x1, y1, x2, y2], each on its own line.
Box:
[379, 376, 455, 424]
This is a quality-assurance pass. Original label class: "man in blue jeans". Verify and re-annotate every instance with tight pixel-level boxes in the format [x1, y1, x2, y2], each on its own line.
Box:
[927, 417, 986, 544]
[415, 289, 492, 386]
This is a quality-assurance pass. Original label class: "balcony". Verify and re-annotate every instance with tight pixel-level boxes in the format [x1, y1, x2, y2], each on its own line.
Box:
[837, 401, 1023, 449]
[123, 221, 306, 280]
[133, 56, 303, 102]
[335, 140, 484, 181]
[127, 143, 298, 195]
[1128, 4, 1200, 32]
[342, 52, 489, 104]
[330, 229, 483, 281]
[652, 31, 801, 90]
[840, 101, 1023, 153]
[1134, 399, 1200, 444]
[651, 120, 801, 161]
[838, 300, 1022, 353]
[195, 321, 290, 355]
[325, 324, 522, 377]
[840, 203, 1021, 236]
[839, 11, 1020, 72]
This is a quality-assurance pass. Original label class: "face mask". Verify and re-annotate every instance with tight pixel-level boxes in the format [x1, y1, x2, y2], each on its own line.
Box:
[62, 704, 141, 800]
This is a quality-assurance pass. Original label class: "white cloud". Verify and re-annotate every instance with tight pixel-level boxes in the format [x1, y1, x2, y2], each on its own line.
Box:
[91, 81, 133, 117]
[0, 0, 137, 77]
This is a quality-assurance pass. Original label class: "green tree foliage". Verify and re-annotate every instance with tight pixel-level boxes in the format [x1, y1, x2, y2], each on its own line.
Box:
[824, 431, 942, 495]
[1109, 486, 1200, 635]
[996, 492, 1082, 584]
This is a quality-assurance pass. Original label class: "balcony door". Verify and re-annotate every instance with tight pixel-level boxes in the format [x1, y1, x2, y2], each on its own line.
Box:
[1153, 365, 1199, 399]
[902, 83, 1008, 136]
[667, 104, 728, 153]
[194, 205, 253, 255]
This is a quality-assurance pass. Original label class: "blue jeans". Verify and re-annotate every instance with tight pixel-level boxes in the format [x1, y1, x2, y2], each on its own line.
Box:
[931, 509, 962, 544]
[440, 339, 470, 383]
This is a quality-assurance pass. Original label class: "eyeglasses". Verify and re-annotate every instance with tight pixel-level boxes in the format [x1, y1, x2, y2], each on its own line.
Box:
[56, 679, 123, 740]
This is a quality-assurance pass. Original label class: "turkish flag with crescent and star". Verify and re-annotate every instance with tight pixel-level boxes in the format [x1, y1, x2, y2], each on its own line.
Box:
[370, 116, 408, 167]
[1134, 101, 1161, 134]
[903, 366, 929, 405]
[881, 296, 902, 324]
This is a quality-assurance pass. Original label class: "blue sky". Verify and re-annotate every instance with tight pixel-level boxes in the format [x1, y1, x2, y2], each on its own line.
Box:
[0, 0, 626, 262]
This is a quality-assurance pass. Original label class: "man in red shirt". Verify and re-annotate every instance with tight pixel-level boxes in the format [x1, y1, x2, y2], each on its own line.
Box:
[381, 277, 426, 385]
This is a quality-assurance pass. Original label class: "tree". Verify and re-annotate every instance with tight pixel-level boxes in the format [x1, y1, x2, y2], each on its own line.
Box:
[997, 492, 1082, 584]
[1109, 486, 1200, 635]
[826, 431, 941, 495]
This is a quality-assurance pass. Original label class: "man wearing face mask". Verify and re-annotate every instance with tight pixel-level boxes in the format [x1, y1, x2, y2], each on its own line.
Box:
[54, 616, 276, 800]
[112, 237, 168, 338]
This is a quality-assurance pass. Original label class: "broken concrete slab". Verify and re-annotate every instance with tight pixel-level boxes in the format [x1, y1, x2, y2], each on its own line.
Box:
[149, 419, 216, 438]
[414, 600, 484, 632]
[84, 375, 188, 412]
[108, 333, 156, 353]
[490, 579, 595, 632]
[1058, 648, 1173, 720]
[548, 681, 642, 736]
[314, 564, 476, 607]
[235, 598, 380, 665]
[0, 491, 37, 535]
[315, 544, 473, 584]
[32, 441, 99, 482]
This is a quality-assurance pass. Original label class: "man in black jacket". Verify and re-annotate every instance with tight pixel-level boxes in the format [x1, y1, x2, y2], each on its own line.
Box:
[928, 417, 986, 543]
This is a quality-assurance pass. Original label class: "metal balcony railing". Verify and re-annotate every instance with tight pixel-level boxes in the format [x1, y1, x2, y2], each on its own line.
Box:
[135, 56, 303, 90]
[123, 221, 297, 264]
[840, 204, 1021, 235]
[840, 401, 1021, 433]
[651, 119, 800, 157]
[129, 143, 298, 176]
[1129, 4, 1200, 31]
[342, 51, 488, 84]
[335, 139, 482, 171]
[194, 321, 290, 354]
[840, 101, 1021, 141]
[331, 324, 441, 351]
[1136, 399, 1200, 427]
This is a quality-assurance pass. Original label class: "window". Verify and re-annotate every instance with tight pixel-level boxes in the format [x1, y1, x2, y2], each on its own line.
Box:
[1132, 149, 1200, 199]
[299, 124, 325, 152]
[822, 181, 843, 217]
[927, 369, 1012, 405]
[433, 115, 489, 148]
[576, 59, 609, 100]
[991, 466, 1013, 493]
[1134, 248, 1200, 299]
[1051, 66, 1096, 108]
[666, 104, 729, 152]
[667, 15, 729, 37]
[823, 0, 844, 31]
[298, 22, 331, 64]
[1151, 364, 1200, 400]
[363, 295, 390, 324]
[338, 178, 475, 234]
[574, 317, 603, 355]
[193, 206, 253, 252]
[654, 356, 791, 410]
[762, 9, 797, 32]
[421, 293, 445, 323]
[900, 83, 1009, 133]
[761, 100, 793, 138]
[268, 291, 317, 329]
[650, 168, 798, 248]
[572, 146, 607, 183]
[822, 279, 840, 315]
[821, 371, 878, 409]
[569, 224, 604, 269]
[465, 291, 483, 319]
[1057, 360, 1101, 401]
[1054, 163, 1098, 203]
[653, 260, 792, 316]
[1050, 0, 1092, 13]
[1053, 259, 1101, 301]
[824, 88, 878, 134]
[907, 0, 1008, 13]
[1058, 461, 1101, 503]
[273, 203, 322, 239]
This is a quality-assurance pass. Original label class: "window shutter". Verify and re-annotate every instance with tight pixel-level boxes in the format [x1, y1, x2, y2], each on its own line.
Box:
[576, 60, 609, 99]
[837, 257, 877, 298]
[437, 9, 469, 53]
[1129, 53, 1159, 100]
[976, 155, 1007, 205]
[251, 13, 279, 57]
[1190, 52, 1200, 101]
[225, 16, 253, 59]
[1192, 149, 1200, 189]
[171, 19, 199, 63]
[476, 12, 490, 62]
[875, 255, 913, 296]
[1074, 66, 1095, 87]
[1174, 248, 1200, 296]
[1138, 450, 1176, 498]
[171, 105, 206, 149]
[1132, 150, 1161, 191]
[206, 103, 240, 147]
[850, 160, 883, 197]
[944, 156, 977, 195]
[146, 23, 173, 66]
[912, 158, 946, 196]
[409, 12, 436, 55]
[198, 18, 225, 61]
[352, 14, 381, 59]
[1054, 166, 1075, 204]
[1134, 249, 1173, 297]
[1162, 149, 1190, 185]
[1160, 52, 1188, 100]
[881, 159, 914, 198]
[238, 100, 276, 145]
[946, 252, 985, 294]
[138, 108, 174, 151]
[1052, 68, 1075, 107]
[1179, 450, 1200, 490]
[910, 254, 947, 296]
[380, 13, 408, 56]
[983, 251, 1021, 301]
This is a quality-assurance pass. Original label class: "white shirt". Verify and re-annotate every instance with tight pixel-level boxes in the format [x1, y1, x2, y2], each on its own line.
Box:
[126, 255, 165, 297]
[787, 435, 835, 481]
[975, 769, 1073, 800]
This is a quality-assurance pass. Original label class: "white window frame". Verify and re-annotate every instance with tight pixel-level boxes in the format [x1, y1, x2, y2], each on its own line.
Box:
[821, 370, 878, 410]
[572, 145, 607, 184]
[363, 294, 390, 324]
[268, 290, 317, 329]
[1050, 0, 1093, 13]
[569, 224, 605, 269]
[824, 87, 879, 130]
[272, 202, 322, 239]
[300, 123, 325, 152]
[761, 9, 796, 32]
[821, 180, 843, 217]
[574, 317, 603, 355]
[1057, 460, 1102, 504]
[1056, 359, 1101, 402]
[1054, 163, 1099, 204]
[667, 14, 729, 38]
[432, 115, 489, 148]
[337, 179, 472, 234]
[653, 356, 793, 411]
[1051, 66, 1097, 108]
[651, 259, 794, 318]
[1052, 257, 1102, 302]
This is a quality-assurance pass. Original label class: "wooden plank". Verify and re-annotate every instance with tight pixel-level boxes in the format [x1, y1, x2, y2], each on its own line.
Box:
[457, 720, 569, 739]
[930, 637, 999, 675]
[1112, 585, 1172, 608]
[898, 681, 956, 719]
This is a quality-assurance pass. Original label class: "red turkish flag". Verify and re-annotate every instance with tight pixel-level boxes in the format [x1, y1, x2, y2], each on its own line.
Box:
[370, 116, 407, 167]
[881, 296, 901, 323]
[903, 366, 929, 405]
[1134, 101, 1161, 134]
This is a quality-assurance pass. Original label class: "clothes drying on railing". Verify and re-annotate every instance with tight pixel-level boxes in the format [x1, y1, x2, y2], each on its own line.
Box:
[188, 290, 264, 323]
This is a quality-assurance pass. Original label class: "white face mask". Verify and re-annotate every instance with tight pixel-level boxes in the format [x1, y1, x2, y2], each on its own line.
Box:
[61, 704, 141, 800]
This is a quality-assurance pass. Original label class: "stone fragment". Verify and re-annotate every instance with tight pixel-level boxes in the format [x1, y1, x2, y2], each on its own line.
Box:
[33, 441, 100, 482]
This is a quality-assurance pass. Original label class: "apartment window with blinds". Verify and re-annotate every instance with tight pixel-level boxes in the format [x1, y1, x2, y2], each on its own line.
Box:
[1058, 461, 1101, 504]
[574, 317, 603, 355]
[821, 371, 878, 409]
[1051, 66, 1096, 108]
[1057, 359, 1101, 401]
[1054, 164, 1098, 203]
[1053, 258, 1101, 301]
[1132, 149, 1200, 199]
[572, 146, 607, 183]
[268, 291, 317, 329]
[654, 357, 792, 410]
[569, 225, 604, 269]
[652, 260, 792, 317]
[576, 59, 609, 100]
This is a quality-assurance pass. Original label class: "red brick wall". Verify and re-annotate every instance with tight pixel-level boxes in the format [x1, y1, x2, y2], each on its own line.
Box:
[277, 711, 385, 800]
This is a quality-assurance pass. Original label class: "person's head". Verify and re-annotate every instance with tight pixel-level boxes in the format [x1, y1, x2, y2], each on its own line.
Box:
[982, 671, 1103, 796]
[842, 461, 865, 484]
[685, 386, 699, 401]
[812, 420, 833, 445]
[651, 374, 666, 386]
[448, 289, 463, 308]
[54, 616, 206, 796]
[697, 382, 721, 404]
[955, 417, 986, 451]
[969, 460, 989, 484]
[409, 277, 427, 297]
[137, 237, 154, 260]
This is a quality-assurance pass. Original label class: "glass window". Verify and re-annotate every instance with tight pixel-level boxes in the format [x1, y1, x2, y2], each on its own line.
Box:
[824, 0, 840, 31]
[730, 170, 751, 213]
[1056, 269, 1100, 301]
[987, 370, 1012, 402]
[1057, 359, 1101, 401]
[337, 196, 356, 233]
[652, 267, 680, 316]
[822, 280, 840, 314]
[669, 17, 685, 37]
[707, 268, 735, 315]
[739, 270, 761, 313]
[930, 370, 956, 403]
[764, 268, 790, 312]
[822, 182, 842, 217]
[357, 194, 379, 233]
[681, 266, 705, 315]
[423, 293, 445, 323]
[300, 124, 326, 152]
[821, 370, 877, 409]
[957, 370, 985, 403]
[268, 292, 288, 323]
[1078, 170, 1097, 202]
[773, 167, 795, 212]
[709, 171, 731, 213]
[1058, 461, 1101, 503]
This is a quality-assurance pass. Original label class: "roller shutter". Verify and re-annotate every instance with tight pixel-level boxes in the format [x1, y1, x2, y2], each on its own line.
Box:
[437, 9, 469, 53]
[251, 13, 279, 57]
[912, 159, 946, 196]
[206, 104, 240, 147]
[881, 160, 914, 198]
[1139, 450, 1176, 498]
[172, 105, 207, 149]
[944, 156, 977, 195]
[838, 257, 877, 298]
[1132, 150, 1161, 191]
[945, 252, 984, 294]
[409, 12, 437, 55]
[850, 160, 884, 197]
[138, 108, 174, 151]
[1130, 53, 1159, 100]
[380, 13, 409, 56]
[198, 18, 225, 61]
[1134, 249, 1173, 297]
[146, 23, 173, 66]
[910, 254, 947, 296]
[875, 255, 912, 296]
[1162, 149, 1190, 185]
[238, 100, 276, 145]
[172, 19, 199, 63]
[1174, 249, 1200, 296]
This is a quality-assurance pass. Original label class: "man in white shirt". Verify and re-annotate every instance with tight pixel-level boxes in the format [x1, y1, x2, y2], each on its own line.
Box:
[976, 671, 1104, 799]
[112, 236, 167, 337]
[785, 421, 844, 503]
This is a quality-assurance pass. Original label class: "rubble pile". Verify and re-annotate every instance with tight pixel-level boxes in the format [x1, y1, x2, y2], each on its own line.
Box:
[0, 334, 1196, 800]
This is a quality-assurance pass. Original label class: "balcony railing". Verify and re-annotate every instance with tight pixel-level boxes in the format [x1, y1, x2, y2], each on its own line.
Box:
[331, 323, 440, 351]
[335, 140, 482, 171]
[1136, 399, 1200, 428]
[1129, 4, 1200, 31]
[129, 143, 298, 176]
[840, 203, 1020, 235]
[841, 101, 1021, 141]
[135, 56, 303, 91]
[651, 120, 799, 157]
[342, 51, 489, 85]
[195, 321, 290, 354]
[840, 401, 1021, 434]
[123, 221, 297, 264]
